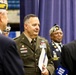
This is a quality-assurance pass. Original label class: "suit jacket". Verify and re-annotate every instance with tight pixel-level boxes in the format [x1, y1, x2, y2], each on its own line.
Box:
[14, 33, 54, 75]
[61, 40, 76, 75]
[49, 42, 61, 70]
[0, 34, 24, 75]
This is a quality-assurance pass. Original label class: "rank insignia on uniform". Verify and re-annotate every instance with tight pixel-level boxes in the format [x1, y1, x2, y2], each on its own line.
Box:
[20, 47, 28, 53]
[40, 40, 46, 48]
[52, 51, 59, 60]
[20, 50, 27, 53]
[54, 46, 57, 48]
[20, 47, 27, 50]
[52, 57, 59, 61]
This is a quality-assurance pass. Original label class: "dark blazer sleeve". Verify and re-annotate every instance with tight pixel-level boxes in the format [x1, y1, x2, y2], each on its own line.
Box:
[61, 44, 73, 74]
[3, 41, 24, 75]
[0, 34, 24, 75]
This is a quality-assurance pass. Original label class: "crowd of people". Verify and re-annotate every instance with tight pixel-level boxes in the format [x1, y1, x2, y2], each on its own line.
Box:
[0, 0, 76, 75]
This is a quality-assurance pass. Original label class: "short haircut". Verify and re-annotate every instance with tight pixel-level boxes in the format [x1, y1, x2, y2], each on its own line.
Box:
[24, 14, 37, 24]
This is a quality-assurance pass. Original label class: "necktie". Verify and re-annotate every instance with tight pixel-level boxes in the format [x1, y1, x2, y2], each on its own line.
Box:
[31, 39, 36, 50]
[58, 43, 62, 52]
[59, 44, 61, 47]
[59, 43, 63, 48]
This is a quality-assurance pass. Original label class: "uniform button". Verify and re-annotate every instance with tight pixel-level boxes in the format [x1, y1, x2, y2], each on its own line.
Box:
[36, 59, 37, 61]
[35, 53, 36, 56]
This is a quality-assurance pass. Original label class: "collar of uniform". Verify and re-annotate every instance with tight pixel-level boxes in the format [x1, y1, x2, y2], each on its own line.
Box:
[52, 41, 61, 45]
[53, 42, 62, 52]
[52, 41, 62, 47]
[0, 29, 2, 34]
[54, 42, 62, 46]
[23, 32, 32, 43]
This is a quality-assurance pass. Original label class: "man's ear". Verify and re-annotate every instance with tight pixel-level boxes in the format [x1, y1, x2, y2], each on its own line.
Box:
[24, 24, 28, 30]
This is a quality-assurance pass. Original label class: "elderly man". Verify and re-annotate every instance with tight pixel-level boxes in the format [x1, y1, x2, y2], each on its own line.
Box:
[0, 0, 24, 75]
[49, 24, 63, 72]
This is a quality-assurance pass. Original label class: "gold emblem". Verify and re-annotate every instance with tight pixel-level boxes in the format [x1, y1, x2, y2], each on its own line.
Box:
[0, 3, 7, 9]
[54, 46, 57, 48]
[52, 51, 59, 60]
[52, 57, 59, 60]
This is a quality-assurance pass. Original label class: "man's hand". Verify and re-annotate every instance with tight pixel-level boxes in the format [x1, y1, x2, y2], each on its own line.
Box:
[41, 65, 49, 75]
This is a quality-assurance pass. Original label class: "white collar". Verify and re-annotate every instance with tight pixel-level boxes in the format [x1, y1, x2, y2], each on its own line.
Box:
[0, 30, 2, 34]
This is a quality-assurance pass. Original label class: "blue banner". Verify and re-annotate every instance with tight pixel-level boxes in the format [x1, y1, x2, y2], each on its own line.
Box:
[56, 66, 68, 75]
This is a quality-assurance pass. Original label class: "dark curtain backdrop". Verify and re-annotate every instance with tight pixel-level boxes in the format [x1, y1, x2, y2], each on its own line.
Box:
[20, 0, 76, 44]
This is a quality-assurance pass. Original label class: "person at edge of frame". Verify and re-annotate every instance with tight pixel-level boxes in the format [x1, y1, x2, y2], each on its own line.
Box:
[0, 0, 24, 75]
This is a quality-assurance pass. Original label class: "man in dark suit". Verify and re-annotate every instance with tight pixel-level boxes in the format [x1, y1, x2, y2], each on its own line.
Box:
[0, 1, 24, 75]
[49, 24, 63, 72]
[61, 40, 76, 75]
[14, 14, 54, 75]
